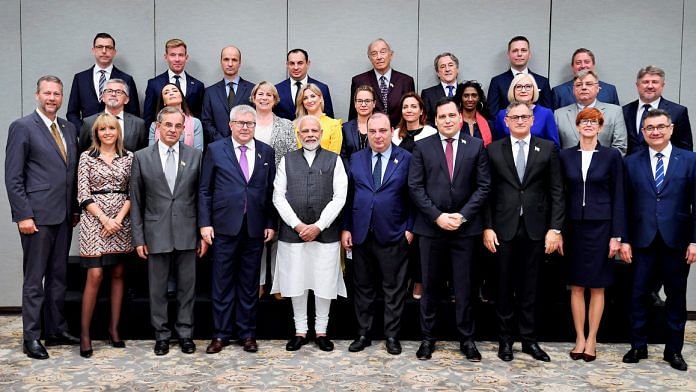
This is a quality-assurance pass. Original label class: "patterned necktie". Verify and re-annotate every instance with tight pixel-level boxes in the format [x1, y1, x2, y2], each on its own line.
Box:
[294, 81, 303, 104]
[447, 85, 454, 97]
[50, 123, 67, 162]
[164, 148, 176, 193]
[638, 104, 652, 142]
[227, 82, 236, 110]
[239, 145, 249, 182]
[173, 75, 182, 93]
[372, 153, 382, 188]
[98, 70, 106, 98]
[379, 76, 389, 113]
[516, 139, 526, 182]
[445, 138, 455, 180]
[655, 152, 665, 192]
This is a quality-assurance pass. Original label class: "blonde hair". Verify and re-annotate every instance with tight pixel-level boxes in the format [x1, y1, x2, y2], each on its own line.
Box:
[506, 73, 540, 104]
[295, 83, 324, 118]
[89, 113, 125, 155]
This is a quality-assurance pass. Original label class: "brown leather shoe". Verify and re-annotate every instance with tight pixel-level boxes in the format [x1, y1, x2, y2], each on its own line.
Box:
[206, 338, 229, 354]
[239, 337, 258, 353]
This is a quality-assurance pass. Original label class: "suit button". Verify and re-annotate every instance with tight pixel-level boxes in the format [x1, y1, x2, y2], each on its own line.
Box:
[520, 190, 524, 194]
[656, 197, 661, 201]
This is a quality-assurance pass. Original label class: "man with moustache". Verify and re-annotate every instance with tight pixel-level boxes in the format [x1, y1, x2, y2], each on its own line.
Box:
[274, 48, 334, 120]
[421, 52, 462, 126]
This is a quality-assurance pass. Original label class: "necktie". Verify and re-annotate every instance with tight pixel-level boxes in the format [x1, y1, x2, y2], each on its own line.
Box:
[655, 152, 664, 192]
[294, 81, 303, 103]
[372, 153, 382, 188]
[639, 103, 652, 142]
[227, 82, 236, 110]
[239, 145, 249, 182]
[516, 139, 526, 182]
[164, 148, 176, 193]
[445, 138, 454, 180]
[447, 85, 454, 97]
[98, 70, 106, 97]
[173, 75, 182, 92]
[379, 76, 389, 113]
[50, 123, 67, 162]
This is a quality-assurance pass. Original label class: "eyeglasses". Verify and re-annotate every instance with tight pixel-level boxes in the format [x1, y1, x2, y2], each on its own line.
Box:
[514, 84, 534, 91]
[579, 119, 599, 125]
[369, 49, 390, 58]
[506, 115, 532, 121]
[643, 124, 672, 132]
[158, 122, 184, 131]
[355, 99, 374, 105]
[103, 88, 126, 96]
[94, 45, 115, 51]
[573, 82, 598, 88]
[231, 121, 256, 128]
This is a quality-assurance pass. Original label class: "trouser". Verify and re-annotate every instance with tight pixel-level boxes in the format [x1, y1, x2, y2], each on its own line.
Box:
[291, 290, 332, 334]
[148, 249, 196, 340]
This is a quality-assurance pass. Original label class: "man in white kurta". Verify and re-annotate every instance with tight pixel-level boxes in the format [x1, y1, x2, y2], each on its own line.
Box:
[271, 115, 347, 352]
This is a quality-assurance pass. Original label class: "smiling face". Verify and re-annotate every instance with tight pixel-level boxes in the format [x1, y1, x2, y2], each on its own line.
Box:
[401, 97, 423, 126]
[572, 52, 595, 75]
[253, 85, 275, 113]
[436, 55, 459, 85]
[460, 86, 480, 112]
[637, 73, 664, 104]
[161, 84, 183, 107]
[642, 114, 673, 152]
[435, 101, 462, 138]
[287, 51, 310, 81]
[302, 89, 323, 115]
[297, 116, 322, 150]
[102, 81, 129, 111]
[512, 76, 534, 103]
[96, 121, 120, 149]
[35, 80, 63, 120]
[508, 40, 530, 70]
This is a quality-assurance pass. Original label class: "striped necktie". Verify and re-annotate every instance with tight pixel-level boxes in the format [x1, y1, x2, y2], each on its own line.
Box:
[655, 152, 664, 192]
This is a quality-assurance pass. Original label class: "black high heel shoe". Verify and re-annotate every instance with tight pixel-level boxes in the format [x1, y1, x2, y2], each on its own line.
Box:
[80, 338, 93, 358]
[108, 334, 126, 348]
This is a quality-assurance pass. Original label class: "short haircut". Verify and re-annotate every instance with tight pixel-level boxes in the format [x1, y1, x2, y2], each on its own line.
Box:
[507, 35, 529, 51]
[89, 113, 125, 155]
[572, 48, 595, 64]
[250, 81, 280, 106]
[36, 75, 63, 93]
[156, 106, 185, 124]
[295, 83, 325, 118]
[575, 107, 604, 127]
[433, 52, 459, 73]
[636, 65, 665, 81]
[643, 108, 672, 124]
[396, 92, 426, 139]
[367, 112, 390, 129]
[230, 104, 257, 122]
[287, 48, 309, 61]
[435, 96, 461, 113]
[505, 101, 533, 115]
[93, 32, 115, 47]
[573, 69, 599, 82]
[367, 38, 392, 55]
[296, 114, 321, 131]
[507, 73, 540, 104]
[104, 78, 129, 97]
[353, 84, 376, 101]
[220, 45, 242, 60]
[165, 38, 187, 53]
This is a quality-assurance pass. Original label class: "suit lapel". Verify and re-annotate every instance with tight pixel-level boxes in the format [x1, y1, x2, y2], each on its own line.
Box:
[661, 148, 680, 190]
[500, 137, 519, 185]
[380, 148, 401, 189]
[222, 138, 247, 181]
[249, 142, 265, 182]
[363, 149, 375, 190]
[638, 149, 657, 194]
[523, 137, 541, 184]
[33, 113, 68, 165]
[451, 134, 468, 181]
[566, 106, 580, 145]
[216, 80, 228, 108]
[279, 79, 292, 110]
[172, 143, 188, 193]
[123, 114, 135, 146]
[235, 79, 250, 106]
[150, 143, 172, 195]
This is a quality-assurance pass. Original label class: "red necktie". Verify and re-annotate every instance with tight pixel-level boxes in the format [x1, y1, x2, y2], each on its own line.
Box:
[445, 138, 454, 180]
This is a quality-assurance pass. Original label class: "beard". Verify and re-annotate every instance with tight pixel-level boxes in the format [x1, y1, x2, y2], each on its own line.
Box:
[301, 139, 320, 151]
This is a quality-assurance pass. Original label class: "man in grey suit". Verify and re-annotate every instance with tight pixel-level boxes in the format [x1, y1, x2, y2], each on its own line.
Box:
[5, 75, 80, 359]
[130, 106, 206, 356]
[79, 78, 148, 153]
[554, 70, 627, 155]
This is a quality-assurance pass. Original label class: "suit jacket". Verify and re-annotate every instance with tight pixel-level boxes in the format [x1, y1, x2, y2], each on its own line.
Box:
[344, 145, 413, 245]
[142, 71, 205, 125]
[79, 111, 148, 153]
[623, 98, 693, 155]
[559, 144, 625, 237]
[274, 77, 334, 120]
[349, 69, 415, 127]
[485, 136, 565, 241]
[340, 119, 365, 161]
[198, 138, 277, 237]
[66, 65, 140, 130]
[130, 142, 202, 254]
[201, 77, 255, 142]
[5, 111, 79, 224]
[551, 79, 619, 110]
[623, 146, 696, 248]
[421, 83, 464, 126]
[554, 101, 627, 155]
[408, 132, 490, 237]
[487, 69, 552, 116]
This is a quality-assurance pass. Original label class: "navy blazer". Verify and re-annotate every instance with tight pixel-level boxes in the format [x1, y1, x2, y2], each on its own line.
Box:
[421, 83, 464, 126]
[344, 145, 413, 245]
[349, 69, 415, 127]
[551, 79, 619, 110]
[274, 77, 334, 120]
[408, 132, 490, 237]
[339, 119, 366, 162]
[623, 98, 693, 155]
[623, 146, 696, 249]
[66, 65, 140, 130]
[198, 138, 277, 237]
[559, 144, 625, 237]
[142, 71, 205, 125]
[201, 78, 255, 143]
[5, 112, 79, 224]
[487, 69, 552, 116]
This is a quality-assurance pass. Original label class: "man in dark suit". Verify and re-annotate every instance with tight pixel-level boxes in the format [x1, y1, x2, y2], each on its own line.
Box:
[487, 36, 552, 115]
[623, 65, 692, 155]
[421, 52, 463, 126]
[130, 106, 205, 356]
[341, 113, 413, 355]
[199, 105, 277, 354]
[201, 45, 255, 143]
[483, 101, 564, 362]
[79, 78, 148, 152]
[349, 38, 415, 127]
[408, 98, 491, 361]
[5, 75, 80, 359]
[620, 109, 696, 371]
[66, 33, 140, 130]
[274, 48, 334, 120]
[142, 38, 205, 126]
[551, 48, 620, 110]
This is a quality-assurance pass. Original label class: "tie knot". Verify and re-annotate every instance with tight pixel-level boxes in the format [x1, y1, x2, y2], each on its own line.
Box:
[375, 152, 382, 159]
[643, 104, 652, 111]
[239, 145, 248, 153]
[99, 70, 106, 75]
[447, 85, 454, 92]
[295, 81, 302, 87]
[228, 81, 235, 88]
[174, 75, 180, 80]
[380, 75, 386, 82]
[167, 147, 174, 154]
[446, 138, 455, 145]
[656, 152, 664, 159]
[50, 122, 58, 131]
[517, 139, 526, 147]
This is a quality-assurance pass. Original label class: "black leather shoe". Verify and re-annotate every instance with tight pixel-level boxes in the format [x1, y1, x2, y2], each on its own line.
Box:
[622, 347, 648, 363]
[180, 338, 196, 354]
[154, 340, 169, 356]
[461, 341, 482, 362]
[348, 336, 371, 352]
[79, 337, 93, 358]
[108, 334, 126, 348]
[285, 335, 308, 351]
[315, 336, 334, 352]
[498, 341, 513, 362]
[44, 331, 80, 346]
[663, 351, 688, 371]
[522, 342, 550, 362]
[385, 337, 401, 355]
[23, 340, 49, 360]
[416, 340, 435, 360]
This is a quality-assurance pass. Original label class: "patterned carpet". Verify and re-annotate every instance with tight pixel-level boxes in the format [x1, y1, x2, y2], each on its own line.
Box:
[1, 315, 695, 391]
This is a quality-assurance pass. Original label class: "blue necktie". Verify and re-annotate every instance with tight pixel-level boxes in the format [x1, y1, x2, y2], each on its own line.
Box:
[373, 153, 382, 188]
[638, 104, 651, 142]
[655, 152, 664, 192]
[447, 85, 454, 97]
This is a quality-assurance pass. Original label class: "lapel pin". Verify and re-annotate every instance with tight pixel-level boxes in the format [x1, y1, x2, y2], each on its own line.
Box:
[534, 146, 540, 152]
[264, 162, 269, 166]
[389, 83, 394, 88]
[180, 161, 186, 167]
[258, 153, 262, 159]
[394, 158, 399, 164]
[461, 139, 466, 144]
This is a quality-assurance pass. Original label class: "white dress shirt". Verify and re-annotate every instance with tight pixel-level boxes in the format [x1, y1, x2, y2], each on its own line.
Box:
[290, 75, 309, 102]
[636, 97, 661, 133]
[36, 108, 66, 149]
[93, 64, 113, 97]
[168, 69, 187, 96]
[231, 138, 256, 176]
[374, 68, 393, 86]
[510, 133, 531, 164]
[649, 142, 672, 178]
[157, 140, 179, 176]
[440, 131, 461, 172]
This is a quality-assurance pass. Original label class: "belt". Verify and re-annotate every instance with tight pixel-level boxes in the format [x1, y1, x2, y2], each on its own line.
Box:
[92, 189, 128, 195]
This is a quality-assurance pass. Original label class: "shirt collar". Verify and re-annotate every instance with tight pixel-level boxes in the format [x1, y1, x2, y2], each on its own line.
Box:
[94, 64, 114, 74]
[510, 133, 532, 145]
[290, 75, 309, 85]
[158, 140, 180, 155]
[168, 69, 186, 82]
[511, 67, 529, 75]
[105, 109, 125, 119]
[232, 137, 255, 152]
[224, 75, 241, 86]
[439, 131, 461, 141]
[441, 81, 457, 90]
[639, 97, 661, 108]
[649, 142, 672, 159]
[576, 99, 597, 110]
[374, 68, 392, 82]
[372, 144, 392, 159]
[35, 108, 56, 129]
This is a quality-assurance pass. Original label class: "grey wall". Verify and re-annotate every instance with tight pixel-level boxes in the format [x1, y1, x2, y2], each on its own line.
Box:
[1, 0, 695, 309]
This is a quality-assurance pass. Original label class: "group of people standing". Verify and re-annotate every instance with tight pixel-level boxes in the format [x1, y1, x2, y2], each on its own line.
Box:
[4, 33, 695, 373]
